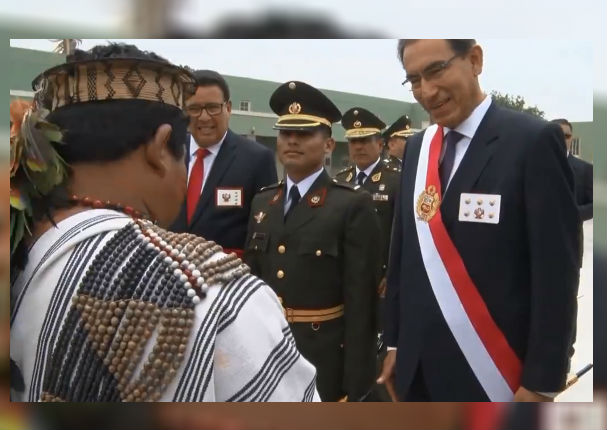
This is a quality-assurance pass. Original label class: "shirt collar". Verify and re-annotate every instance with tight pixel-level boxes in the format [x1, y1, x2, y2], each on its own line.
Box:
[189, 130, 228, 159]
[286, 167, 325, 199]
[444, 95, 492, 139]
[356, 157, 381, 178]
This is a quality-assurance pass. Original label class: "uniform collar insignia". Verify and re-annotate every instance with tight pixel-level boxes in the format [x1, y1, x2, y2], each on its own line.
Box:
[307, 187, 327, 207]
[270, 188, 283, 205]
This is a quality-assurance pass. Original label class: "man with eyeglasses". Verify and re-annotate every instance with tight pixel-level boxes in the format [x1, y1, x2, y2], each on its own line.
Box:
[171, 70, 277, 256]
[378, 39, 580, 402]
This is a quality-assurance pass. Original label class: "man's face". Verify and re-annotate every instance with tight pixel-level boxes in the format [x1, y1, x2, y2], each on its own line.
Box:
[559, 123, 573, 152]
[186, 85, 231, 148]
[402, 39, 484, 129]
[277, 129, 333, 179]
[348, 136, 382, 170]
[388, 137, 406, 159]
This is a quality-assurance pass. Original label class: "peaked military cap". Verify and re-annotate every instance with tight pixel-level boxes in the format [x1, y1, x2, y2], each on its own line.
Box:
[270, 80, 341, 130]
[384, 115, 414, 139]
[342, 107, 386, 139]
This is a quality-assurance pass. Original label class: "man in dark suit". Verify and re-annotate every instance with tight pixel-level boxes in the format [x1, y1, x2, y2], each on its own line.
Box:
[244, 81, 381, 401]
[551, 119, 593, 221]
[171, 70, 277, 255]
[378, 39, 580, 402]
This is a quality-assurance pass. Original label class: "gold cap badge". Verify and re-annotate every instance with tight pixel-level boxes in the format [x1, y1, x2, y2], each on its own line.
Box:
[288, 102, 302, 114]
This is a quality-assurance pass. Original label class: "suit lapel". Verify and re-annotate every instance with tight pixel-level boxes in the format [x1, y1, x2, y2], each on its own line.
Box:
[440, 103, 501, 228]
[189, 130, 237, 225]
[284, 170, 330, 232]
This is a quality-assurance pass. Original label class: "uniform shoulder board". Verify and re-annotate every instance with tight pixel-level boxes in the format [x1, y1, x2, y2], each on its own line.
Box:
[335, 166, 354, 176]
[331, 178, 359, 191]
[259, 180, 284, 192]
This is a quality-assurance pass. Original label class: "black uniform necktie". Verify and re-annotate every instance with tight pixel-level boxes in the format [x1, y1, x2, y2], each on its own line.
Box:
[356, 171, 367, 186]
[285, 185, 301, 220]
[439, 130, 463, 191]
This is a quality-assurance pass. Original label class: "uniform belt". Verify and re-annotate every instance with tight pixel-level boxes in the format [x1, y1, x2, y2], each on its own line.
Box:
[282, 304, 344, 323]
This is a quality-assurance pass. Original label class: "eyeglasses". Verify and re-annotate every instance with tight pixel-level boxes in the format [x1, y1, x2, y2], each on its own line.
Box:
[185, 102, 226, 117]
[401, 53, 462, 92]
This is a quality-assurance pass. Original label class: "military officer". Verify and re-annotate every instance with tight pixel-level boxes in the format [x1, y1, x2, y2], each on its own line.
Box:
[334, 107, 401, 402]
[335, 108, 400, 283]
[382, 115, 414, 170]
[244, 81, 381, 402]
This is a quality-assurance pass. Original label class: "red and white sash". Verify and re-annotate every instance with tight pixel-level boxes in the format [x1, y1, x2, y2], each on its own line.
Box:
[413, 125, 522, 401]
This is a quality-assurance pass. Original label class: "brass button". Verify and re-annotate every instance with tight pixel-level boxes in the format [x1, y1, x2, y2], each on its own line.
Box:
[315, 249, 322, 257]
[278, 245, 286, 254]
[311, 322, 320, 331]
[277, 270, 285, 279]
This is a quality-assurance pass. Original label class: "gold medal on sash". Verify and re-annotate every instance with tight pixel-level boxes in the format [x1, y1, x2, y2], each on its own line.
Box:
[416, 185, 441, 222]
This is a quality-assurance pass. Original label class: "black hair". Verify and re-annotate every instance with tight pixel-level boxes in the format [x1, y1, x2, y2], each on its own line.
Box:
[551, 118, 573, 132]
[397, 39, 477, 66]
[192, 70, 231, 101]
[67, 43, 170, 63]
[48, 100, 188, 164]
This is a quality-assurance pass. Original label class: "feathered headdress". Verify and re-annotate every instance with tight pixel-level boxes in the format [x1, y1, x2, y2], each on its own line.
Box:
[9, 99, 68, 255]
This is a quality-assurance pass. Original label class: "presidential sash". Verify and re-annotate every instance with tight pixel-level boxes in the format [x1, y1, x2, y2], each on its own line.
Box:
[413, 125, 522, 401]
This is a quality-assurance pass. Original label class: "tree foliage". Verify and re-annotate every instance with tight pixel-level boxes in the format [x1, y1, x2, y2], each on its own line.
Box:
[490, 90, 545, 118]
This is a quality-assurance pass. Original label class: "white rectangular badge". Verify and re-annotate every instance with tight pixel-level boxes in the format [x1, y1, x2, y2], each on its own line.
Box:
[215, 187, 243, 207]
[458, 193, 501, 224]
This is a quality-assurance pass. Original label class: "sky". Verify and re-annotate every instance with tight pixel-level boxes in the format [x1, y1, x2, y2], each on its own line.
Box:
[5, 0, 605, 122]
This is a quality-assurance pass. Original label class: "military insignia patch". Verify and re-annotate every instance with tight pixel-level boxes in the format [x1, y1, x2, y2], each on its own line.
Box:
[307, 188, 327, 207]
[353, 120, 362, 128]
[270, 188, 283, 205]
[379, 184, 386, 191]
[416, 185, 441, 222]
[288, 102, 302, 114]
[372, 193, 389, 201]
[346, 172, 353, 182]
[254, 211, 267, 223]
[371, 172, 382, 182]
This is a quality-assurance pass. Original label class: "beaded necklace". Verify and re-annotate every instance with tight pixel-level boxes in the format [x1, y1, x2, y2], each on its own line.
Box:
[40, 197, 250, 401]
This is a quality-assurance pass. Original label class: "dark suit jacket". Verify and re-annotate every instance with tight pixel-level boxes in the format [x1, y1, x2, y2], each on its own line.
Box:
[568, 154, 593, 221]
[385, 103, 580, 401]
[171, 129, 277, 250]
[244, 170, 381, 401]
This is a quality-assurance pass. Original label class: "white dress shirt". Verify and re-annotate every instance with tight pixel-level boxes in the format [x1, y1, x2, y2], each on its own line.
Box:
[440, 95, 492, 192]
[284, 167, 325, 214]
[187, 131, 228, 196]
[355, 157, 381, 185]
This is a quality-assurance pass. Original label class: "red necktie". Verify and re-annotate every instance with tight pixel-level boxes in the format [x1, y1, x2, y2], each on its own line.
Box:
[187, 148, 210, 224]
